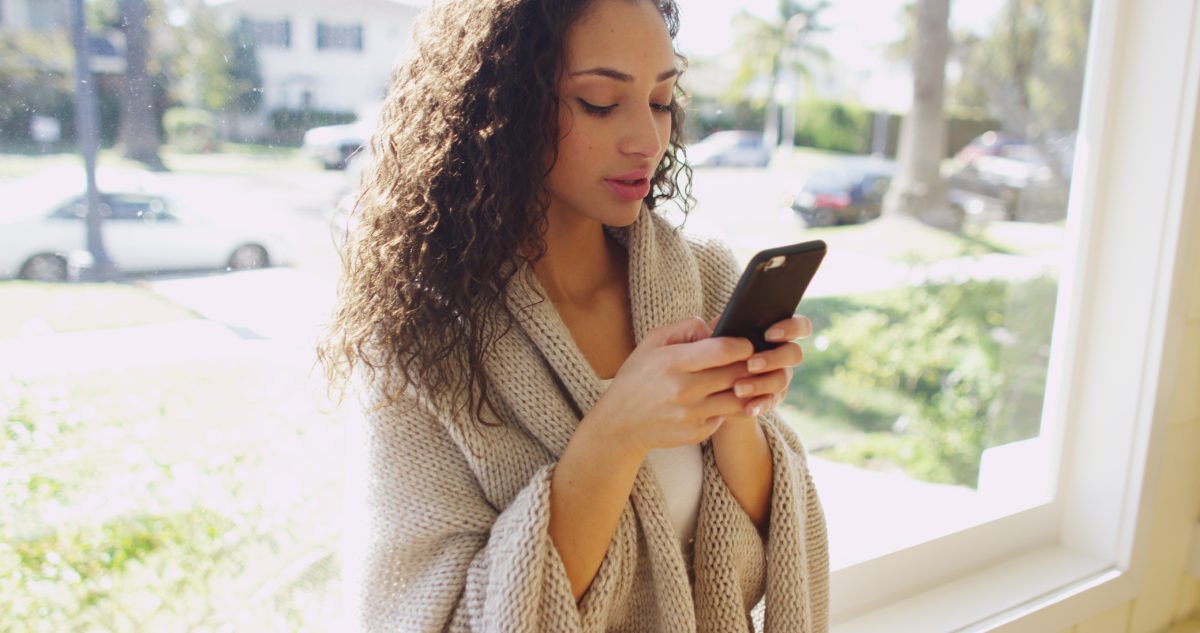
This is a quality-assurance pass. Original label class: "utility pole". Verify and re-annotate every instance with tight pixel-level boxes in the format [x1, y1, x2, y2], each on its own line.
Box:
[69, 0, 120, 281]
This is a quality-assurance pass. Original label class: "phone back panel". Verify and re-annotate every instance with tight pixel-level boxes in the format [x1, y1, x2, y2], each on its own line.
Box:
[713, 241, 826, 351]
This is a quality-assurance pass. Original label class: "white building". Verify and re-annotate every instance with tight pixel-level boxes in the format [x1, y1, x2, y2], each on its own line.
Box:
[0, 0, 68, 32]
[212, 0, 424, 140]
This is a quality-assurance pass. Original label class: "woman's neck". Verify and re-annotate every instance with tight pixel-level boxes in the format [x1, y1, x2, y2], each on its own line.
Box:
[532, 216, 625, 308]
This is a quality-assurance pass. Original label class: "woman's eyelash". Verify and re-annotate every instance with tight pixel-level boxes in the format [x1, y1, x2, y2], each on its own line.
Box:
[578, 99, 616, 116]
[576, 99, 677, 116]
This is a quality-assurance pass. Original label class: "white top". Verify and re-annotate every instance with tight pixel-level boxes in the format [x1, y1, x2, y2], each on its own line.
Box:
[599, 379, 703, 551]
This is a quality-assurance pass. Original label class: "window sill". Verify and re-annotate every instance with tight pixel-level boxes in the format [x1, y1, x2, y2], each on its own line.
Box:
[832, 546, 1127, 633]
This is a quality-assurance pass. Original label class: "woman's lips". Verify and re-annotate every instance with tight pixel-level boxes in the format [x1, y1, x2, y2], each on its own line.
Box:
[605, 174, 652, 201]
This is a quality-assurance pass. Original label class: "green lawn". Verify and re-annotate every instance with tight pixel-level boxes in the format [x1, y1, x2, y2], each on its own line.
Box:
[2, 348, 354, 631]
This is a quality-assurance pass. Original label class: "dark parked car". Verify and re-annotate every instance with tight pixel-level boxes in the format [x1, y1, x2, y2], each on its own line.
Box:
[785, 157, 895, 227]
[946, 144, 1071, 222]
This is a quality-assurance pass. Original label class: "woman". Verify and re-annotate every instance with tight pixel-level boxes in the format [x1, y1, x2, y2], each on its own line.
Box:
[320, 0, 829, 630]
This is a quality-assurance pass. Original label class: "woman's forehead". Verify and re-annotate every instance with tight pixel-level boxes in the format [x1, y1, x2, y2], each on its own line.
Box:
[563, 0, 677, 76]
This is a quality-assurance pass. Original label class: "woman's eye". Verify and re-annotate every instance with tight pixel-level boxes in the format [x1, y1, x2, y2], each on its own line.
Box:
[652, 102, 676, 114]
[578, 99, 616, 116]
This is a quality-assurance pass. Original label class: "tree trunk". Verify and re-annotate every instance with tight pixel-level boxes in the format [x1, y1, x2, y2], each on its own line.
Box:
[118, 0, 164, 170]
[882, 0, 956, 228]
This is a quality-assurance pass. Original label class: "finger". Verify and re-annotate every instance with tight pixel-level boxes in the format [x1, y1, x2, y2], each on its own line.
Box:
[742, 392, 783, 417]
[691, 361, 756, 398]
[695, 389, 752, 422]
[732, 367, 791, 399]
[651, 316, 715, 347]
[764, 315, 814, 344]
[668, 335, 755, 373]
[746, 341, 804, 373]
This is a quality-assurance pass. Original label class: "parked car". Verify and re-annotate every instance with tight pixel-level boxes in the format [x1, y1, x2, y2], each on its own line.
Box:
[0, 167, 291, 282]
[687, 130, 772, 168]
[946, 144, 1071, 222]
[784, 156, 895, 227]
[302, 120, 371, 170]
[952, 130, 1025, 169]
[302, 102, 381, 170]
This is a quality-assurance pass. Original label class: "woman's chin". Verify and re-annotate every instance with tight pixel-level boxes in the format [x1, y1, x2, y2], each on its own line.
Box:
[605, 204, 643, 228]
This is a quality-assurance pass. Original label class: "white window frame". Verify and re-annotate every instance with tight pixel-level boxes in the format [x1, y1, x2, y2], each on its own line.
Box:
[828, 0, 1200, 629]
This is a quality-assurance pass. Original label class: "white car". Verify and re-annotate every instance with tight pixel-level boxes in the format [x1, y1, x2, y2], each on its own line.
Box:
[686, 130, 773, 168]
[302, 120, 371, 170]
[0, 167, 291, 282]
[302, 102, 381, 170]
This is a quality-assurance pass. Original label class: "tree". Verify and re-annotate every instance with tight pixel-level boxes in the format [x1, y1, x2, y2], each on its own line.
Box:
[166, 0, 262, 115]
[729, 0, 830, 148]
[882, 0, 955, 227]
[950, 0, 1092, 182]
[117, 0, 165, 170]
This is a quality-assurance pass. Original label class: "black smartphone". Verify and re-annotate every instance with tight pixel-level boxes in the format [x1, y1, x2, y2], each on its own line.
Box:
[711, 240, 827, 352]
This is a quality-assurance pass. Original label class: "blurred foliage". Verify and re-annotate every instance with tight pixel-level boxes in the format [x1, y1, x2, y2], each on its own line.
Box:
[163, 107, 219, 153]
[269, 109, 357, 147]
[0, 32, 77, 150]
[791, 98, 871, 153]
[728, 0, 832, 100]
[0, 352, 351, 631]
[0, 0, 261, 151]
[950, 0, 1093, 141]
[788, 275, 1058, 486]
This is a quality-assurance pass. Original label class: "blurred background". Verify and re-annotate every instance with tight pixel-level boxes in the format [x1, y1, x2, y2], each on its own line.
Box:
[0, 0, 1091, 629]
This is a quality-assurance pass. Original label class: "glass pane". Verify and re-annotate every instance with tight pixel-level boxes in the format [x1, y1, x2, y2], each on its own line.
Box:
[677, 0, 1092, 565]
[0, 0, 1094, 629]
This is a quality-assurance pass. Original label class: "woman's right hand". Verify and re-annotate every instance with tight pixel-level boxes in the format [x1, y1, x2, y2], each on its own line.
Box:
[585, 316, 757, 455]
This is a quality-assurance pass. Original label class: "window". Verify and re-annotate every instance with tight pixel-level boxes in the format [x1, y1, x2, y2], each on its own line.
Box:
[821, 0, 1200, 628]
[316, 21, 363, 52]
[1, 0, 1192, 630]
[241, 17, 290, 49]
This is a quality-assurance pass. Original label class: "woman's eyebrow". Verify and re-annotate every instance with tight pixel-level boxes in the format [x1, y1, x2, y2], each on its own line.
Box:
[569, 67, 680, 83]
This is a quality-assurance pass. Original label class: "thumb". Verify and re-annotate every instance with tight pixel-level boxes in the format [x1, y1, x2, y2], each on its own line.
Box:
[659, 316, 714, 346]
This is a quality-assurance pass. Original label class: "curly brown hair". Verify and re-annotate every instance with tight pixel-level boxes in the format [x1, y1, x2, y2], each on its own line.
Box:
[318, 0, 694, 417]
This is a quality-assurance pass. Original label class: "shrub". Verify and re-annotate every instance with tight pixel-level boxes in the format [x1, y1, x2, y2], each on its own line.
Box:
[792, 98, 873, 154]
[269, 108, 356, 147]
[163, 107, 219, 153]
[788, 276, 1058, 486]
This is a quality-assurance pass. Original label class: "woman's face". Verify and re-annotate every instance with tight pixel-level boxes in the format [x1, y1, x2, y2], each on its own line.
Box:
[545, 0, 679, 230]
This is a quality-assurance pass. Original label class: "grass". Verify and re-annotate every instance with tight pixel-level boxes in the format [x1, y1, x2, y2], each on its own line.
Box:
[3, 348, 355, 631]
[0, 281, 200, 338]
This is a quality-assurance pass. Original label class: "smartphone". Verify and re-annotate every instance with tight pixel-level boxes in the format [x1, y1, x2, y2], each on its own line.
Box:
[711, 240, 826, 352]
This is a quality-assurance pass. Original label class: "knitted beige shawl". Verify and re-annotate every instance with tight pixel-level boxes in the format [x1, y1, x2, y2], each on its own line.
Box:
[354, 209, 829, 632]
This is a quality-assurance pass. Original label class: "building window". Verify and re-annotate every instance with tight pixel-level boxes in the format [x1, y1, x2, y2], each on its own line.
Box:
[241, 17, 290, 49]
[316, 22, 363, 52]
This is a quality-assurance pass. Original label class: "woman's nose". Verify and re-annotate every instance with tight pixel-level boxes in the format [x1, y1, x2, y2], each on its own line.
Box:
[619, 106, 666, 158]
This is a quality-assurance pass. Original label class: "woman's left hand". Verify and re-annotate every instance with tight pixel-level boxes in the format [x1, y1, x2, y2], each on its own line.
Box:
[718, 315, 813, 418]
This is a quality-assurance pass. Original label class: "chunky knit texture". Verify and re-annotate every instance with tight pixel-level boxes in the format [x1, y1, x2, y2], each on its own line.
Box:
[353, 209, 830, 632]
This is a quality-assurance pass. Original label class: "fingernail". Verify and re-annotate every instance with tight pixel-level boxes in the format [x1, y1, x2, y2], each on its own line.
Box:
[750, 403, 764, 417]
[735, 383, 752, 397]
[748, 358, 766, 372]
[766, 327, 784, 341]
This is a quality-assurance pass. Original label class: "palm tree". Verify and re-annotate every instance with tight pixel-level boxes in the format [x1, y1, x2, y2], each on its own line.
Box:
[117, 0, 164, 170]
[882, 0, 955, 227]
[730, 0, 830, 150]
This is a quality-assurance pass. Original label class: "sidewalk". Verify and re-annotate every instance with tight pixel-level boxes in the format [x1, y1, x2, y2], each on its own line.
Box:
[0, 268, 334, 380]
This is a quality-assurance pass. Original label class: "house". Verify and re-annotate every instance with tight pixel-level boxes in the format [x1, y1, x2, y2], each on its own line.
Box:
[211, 0, 424, 141]
[0, 0, 68, 32]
